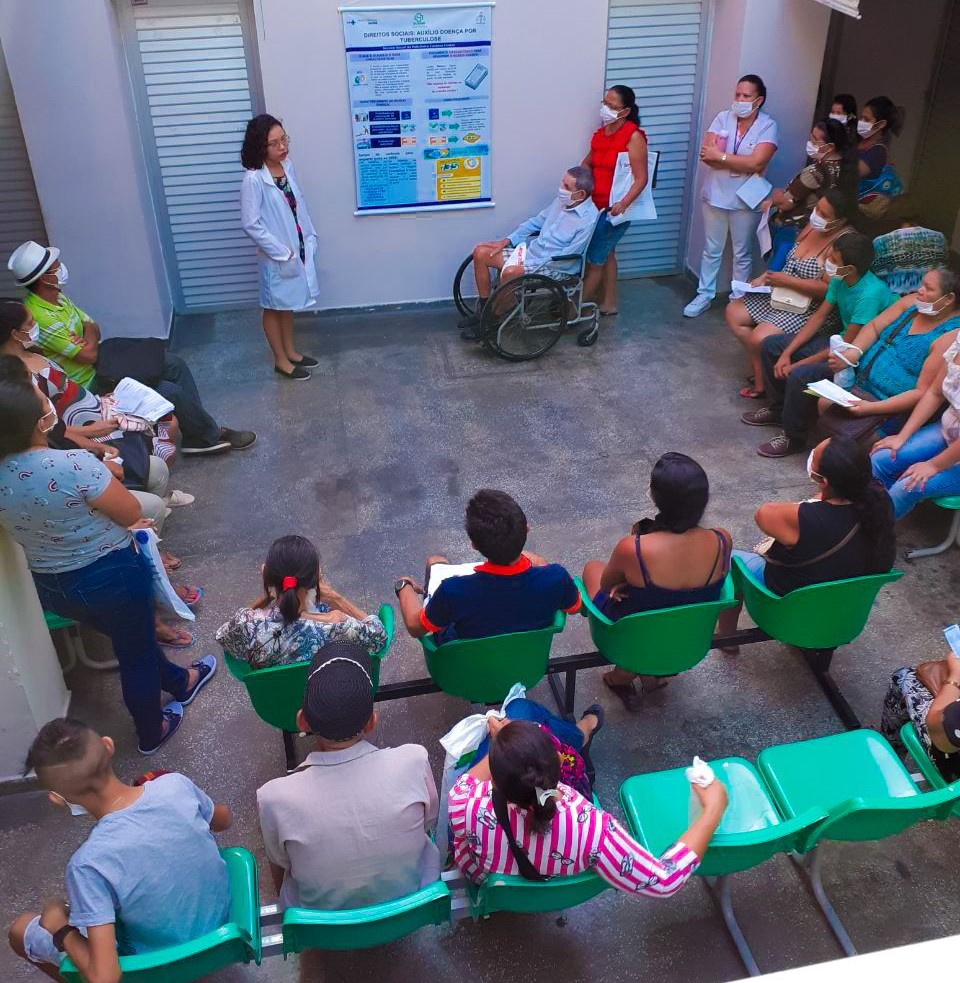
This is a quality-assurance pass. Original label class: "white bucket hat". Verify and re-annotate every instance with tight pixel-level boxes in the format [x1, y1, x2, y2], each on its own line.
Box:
[7, 241, 60, 287]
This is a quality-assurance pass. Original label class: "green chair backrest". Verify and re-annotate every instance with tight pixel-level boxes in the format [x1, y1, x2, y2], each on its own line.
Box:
[61, 847, 261, 983]
[697, 808, 828, 875]
[419, 611, 565, 703]
[731, 556, 902, 649]
[807, 782, 960, 846]
[899, 721, 955, 789]
[574, 575, 736, 676]
[467, 869, 607, 917]
[281, 880, 450, 953]
[224, 604, 394, 732]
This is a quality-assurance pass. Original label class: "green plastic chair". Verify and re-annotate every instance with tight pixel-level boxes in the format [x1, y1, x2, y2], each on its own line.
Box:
[61, 847, 261, 983]
[466, 794, 608, 918]
[619, 758, 826, 976]
[574, 574, 736, 676]
[757, 729, 960, 956]
[731, 556, 902, 650]
[898, 721, 960, 818]
[419, 610, 566, 703]
[224, 605, 394, 768]
[905, 495, 960, 559]
[282, 880, 451, 953]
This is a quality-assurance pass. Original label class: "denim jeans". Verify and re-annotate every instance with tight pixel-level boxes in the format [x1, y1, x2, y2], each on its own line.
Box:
[470, 698, 584, 764]
[32, 545, 189, 748]
[760, 334, 831, 441]
[871, 423, 960, 518]
[732, 548, 767, 585]
[154, 352, 220, 446]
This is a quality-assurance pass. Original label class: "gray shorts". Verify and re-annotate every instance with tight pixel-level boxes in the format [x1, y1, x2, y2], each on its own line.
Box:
[22, 916, 64, 967]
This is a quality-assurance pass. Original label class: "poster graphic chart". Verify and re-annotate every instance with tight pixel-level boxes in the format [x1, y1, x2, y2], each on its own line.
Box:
[340, 3, 494, 214]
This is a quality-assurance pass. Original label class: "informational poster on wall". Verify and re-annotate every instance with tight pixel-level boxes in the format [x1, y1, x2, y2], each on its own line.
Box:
[340, 3, 494, 214]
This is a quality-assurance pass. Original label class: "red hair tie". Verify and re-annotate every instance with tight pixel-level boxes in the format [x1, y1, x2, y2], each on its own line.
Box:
[281, 576, 298, 591]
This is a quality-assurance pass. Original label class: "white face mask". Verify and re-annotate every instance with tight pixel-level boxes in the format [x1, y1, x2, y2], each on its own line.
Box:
[829, 113, 848, 124]
[808, 209, 828, 231]
[806, 450, 820, 482]
[916, 294, 951, 316]
[39, 400, 58, 434]
[55, 263, 69, 286]
[50, 791, 89, 817]
[19, 322, 41, 349]
[806, 140, 820, 158]
[824, 259, 839, 277]
[731, 98, 757, 119]
[856, 119, 875, 138]
[600, 103, 620, 125]
[557, 186, 574, 204]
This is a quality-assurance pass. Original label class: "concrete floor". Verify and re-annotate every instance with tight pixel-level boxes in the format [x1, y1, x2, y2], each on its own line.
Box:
[3, 275, 960, 982]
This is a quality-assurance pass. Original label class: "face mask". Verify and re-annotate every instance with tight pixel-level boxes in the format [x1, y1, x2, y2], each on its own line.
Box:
[829, 113, 848, 124]
[916, 294, 951, 316]
[600, 103, 620, 125]
[824, 259, 839, 277]
[19, 323, 40, 349]
[806, 450, 822, 482]
[856, 119, 874, 138]
[808, 209, 828, 231]
[805, 140, 820, 158]
[50, 791, 89, 817]
[557, 187, 574, 205]
[731, 99, 757, 119]
[55, 263, 69, 286]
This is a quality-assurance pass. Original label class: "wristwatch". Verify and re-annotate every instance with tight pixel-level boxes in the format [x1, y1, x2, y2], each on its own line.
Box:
[53, 924, 79, 952]
[394, 577, 415, 597]
[721, 153, 728, 163]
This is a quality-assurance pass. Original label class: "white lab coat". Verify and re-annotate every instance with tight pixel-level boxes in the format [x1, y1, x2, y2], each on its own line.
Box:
[239, 158, 320, 311]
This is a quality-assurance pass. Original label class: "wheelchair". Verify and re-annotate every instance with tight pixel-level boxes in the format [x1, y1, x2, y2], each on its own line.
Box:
[453, 230, 600, 362]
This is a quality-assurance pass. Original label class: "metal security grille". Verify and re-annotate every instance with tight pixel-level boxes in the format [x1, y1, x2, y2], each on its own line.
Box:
[604, 0, 709, 276]
[121, 1, 261, 311]
[0, 42, 47, 296]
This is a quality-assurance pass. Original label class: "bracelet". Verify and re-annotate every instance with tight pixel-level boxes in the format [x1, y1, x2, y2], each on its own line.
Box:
[946, 678, 960, 691]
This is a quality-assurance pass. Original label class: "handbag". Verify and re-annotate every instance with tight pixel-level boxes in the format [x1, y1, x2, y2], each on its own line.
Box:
[491, 788, 549, 882]
[770, 285, 812, 314]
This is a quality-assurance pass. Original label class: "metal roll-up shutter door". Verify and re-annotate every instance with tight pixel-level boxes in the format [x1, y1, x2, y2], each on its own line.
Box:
[0, 43, 47, 296]
[605, 0, 708, 277]
[121, 1, 260, 311]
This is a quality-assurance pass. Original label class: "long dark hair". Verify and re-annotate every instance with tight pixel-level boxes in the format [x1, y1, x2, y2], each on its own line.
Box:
[818, 437, 895, 572]
[815, 118, 858, 215]
[240, 113, 283, 170]
[488, 721, 560, 835]
[609, 84, 640, 126]
[638, 452, 710, 535]
[0, 372, 43, 457]
[254, 534, 320, 626]
[0, 298, 28, 346]
[863, 96, 902, 141]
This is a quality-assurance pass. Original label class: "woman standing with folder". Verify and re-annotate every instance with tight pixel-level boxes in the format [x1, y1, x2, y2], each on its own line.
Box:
[684, 75, 779, 319]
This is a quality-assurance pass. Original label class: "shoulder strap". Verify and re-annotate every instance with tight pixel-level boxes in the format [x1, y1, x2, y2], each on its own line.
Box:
[763, 517, 861, 569]
[491, 788, 548, 882]
[855, 309, 912, 386]
[634, 535, 652, 587]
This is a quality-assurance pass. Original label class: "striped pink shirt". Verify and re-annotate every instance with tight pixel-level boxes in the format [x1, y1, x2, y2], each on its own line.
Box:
[447, 775, 700, 896]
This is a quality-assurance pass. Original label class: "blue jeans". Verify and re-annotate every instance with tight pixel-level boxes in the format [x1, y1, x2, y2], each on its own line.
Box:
[154, 352, 220, 446]
[32, 545, 189, 748]
[470, 698, 584, 764]
[760, 333, 831, 440]
[732, 548, 767, 585]
[871, 423, 960, 518]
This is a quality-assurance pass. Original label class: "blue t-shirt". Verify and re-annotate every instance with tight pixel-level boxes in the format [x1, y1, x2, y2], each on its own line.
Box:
[421, 557, 581, 642]
[65, 773, 230, 956]
[825, 270, 894, 329]
[0, 448, 130, 574]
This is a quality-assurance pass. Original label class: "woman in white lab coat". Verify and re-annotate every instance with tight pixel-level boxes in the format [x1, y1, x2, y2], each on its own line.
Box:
[240, 114, 321, 380]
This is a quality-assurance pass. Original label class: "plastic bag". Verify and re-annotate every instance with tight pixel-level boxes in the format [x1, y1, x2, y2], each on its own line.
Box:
[439, 682, 526, 760]
[830, 335, 861, 388]
[685, 756, 716, 824]
[134, 528, 194, 622]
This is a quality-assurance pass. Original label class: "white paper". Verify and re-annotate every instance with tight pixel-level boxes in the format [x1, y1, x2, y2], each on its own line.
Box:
[608, 150, 659, 226]
[757, 207, 772, 255]
[804, 379, 863, 407]
[424, 561, 480, 605]
[111, 378, 175, 423]
[730, 279, 771, 294]
[736, 173, 773, 210]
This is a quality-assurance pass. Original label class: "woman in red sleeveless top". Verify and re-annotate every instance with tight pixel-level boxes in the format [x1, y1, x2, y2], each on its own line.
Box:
[581, 85, 649, 316]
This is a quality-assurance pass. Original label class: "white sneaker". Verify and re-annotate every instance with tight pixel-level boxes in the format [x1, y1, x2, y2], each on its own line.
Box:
[683, 293, 713, 318]
[167, 490, 195, 507]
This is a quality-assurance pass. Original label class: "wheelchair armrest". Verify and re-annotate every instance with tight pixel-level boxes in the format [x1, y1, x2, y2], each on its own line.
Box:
[550, 253, 582, 263]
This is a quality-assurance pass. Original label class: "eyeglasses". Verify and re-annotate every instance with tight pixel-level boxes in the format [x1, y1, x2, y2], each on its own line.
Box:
[267, 134, 290, 150]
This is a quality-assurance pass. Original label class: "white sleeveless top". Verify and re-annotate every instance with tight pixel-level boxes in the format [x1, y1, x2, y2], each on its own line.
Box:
[940, 335, 960, 442]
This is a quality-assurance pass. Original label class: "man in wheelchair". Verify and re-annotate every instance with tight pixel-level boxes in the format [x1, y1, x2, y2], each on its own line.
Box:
[460, 165, 598, 339]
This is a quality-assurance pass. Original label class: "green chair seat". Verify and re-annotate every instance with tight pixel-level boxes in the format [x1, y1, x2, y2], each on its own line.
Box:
[225, 604, 395, 732]
[619, 758, 824, 877]
[575, 575, 736, 676]
[44, 610, 77, 631]
[467, 868, 607, 917]
[282, 880, 450, 952]
[931, 496, 960, 510]
[731, 556, 902, 650]
[419, 610, 566, 704]
[61, 847, 261, 983]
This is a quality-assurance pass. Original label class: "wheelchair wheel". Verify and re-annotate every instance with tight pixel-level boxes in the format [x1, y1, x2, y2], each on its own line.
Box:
[577, 314, 600, 347]
[453, 254, 481, 319]
[482, 274, 568, 362]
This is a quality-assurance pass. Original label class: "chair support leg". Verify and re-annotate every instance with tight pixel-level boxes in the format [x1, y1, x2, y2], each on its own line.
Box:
[57, 629, 78, 675]
[283, 730, 298, 773]
[547, 670, 577, 720]
[74, 627, 119, 671]
[906, 509, 960, 560]
[794, 850, 857, 957]
[801, 648, 861, 731]
[705, 876, 760, 977]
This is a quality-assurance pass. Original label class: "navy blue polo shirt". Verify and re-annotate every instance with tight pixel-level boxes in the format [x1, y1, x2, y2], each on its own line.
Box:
[420, 556, 581, 644]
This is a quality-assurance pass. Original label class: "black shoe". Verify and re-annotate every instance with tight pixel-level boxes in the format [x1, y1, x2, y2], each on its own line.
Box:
[220, 428, 257, 450]
[460, 326, 483, 341]
[180, 437, 231, 456]
[138, 702, 184, 756]
[579, 703, 605, 751]
[275, 364, 311, 380]
[457, 306, 484, 330]
[291, 354, 319, 368]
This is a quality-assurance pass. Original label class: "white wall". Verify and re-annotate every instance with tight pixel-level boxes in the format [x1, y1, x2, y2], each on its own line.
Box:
[685, 0, 833, 284]
[253, 0, 609, 308]
[826, 0, 947, 189]
[0, 0, 172, 338]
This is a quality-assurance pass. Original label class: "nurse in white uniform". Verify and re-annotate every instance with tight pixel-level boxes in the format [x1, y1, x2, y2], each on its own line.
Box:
[684, 75, 779, 320]
[240, 114, 321, 380]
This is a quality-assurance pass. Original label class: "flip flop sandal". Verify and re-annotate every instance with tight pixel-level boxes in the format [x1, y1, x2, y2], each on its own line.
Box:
[601, 673, 644, 713]
[739, 386, 765, 399]
[638, 676, 669, 693]
[175, 585, 204, 607]
[157, 628, 195, 649]
[578, 703, 605, 749]
[161, 551, 182, 571]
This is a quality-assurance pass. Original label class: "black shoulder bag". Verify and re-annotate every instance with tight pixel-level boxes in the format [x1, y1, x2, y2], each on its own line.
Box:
[490, 789, 549, 882]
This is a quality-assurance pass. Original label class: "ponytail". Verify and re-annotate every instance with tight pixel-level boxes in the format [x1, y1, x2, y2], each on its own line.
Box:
[489, 720, 561, 835]
[610, 84, 640, 126]
[254, 534, 321, 627]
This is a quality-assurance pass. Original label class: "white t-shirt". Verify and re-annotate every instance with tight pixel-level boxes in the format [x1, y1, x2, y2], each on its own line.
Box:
[702, 109, 779, 211]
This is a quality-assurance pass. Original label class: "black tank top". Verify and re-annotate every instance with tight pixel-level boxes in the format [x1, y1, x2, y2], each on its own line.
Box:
[765, 501, 866, 595]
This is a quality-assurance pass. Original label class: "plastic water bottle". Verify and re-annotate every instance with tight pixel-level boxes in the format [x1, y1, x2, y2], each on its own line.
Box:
[830, 334, 855, 388]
